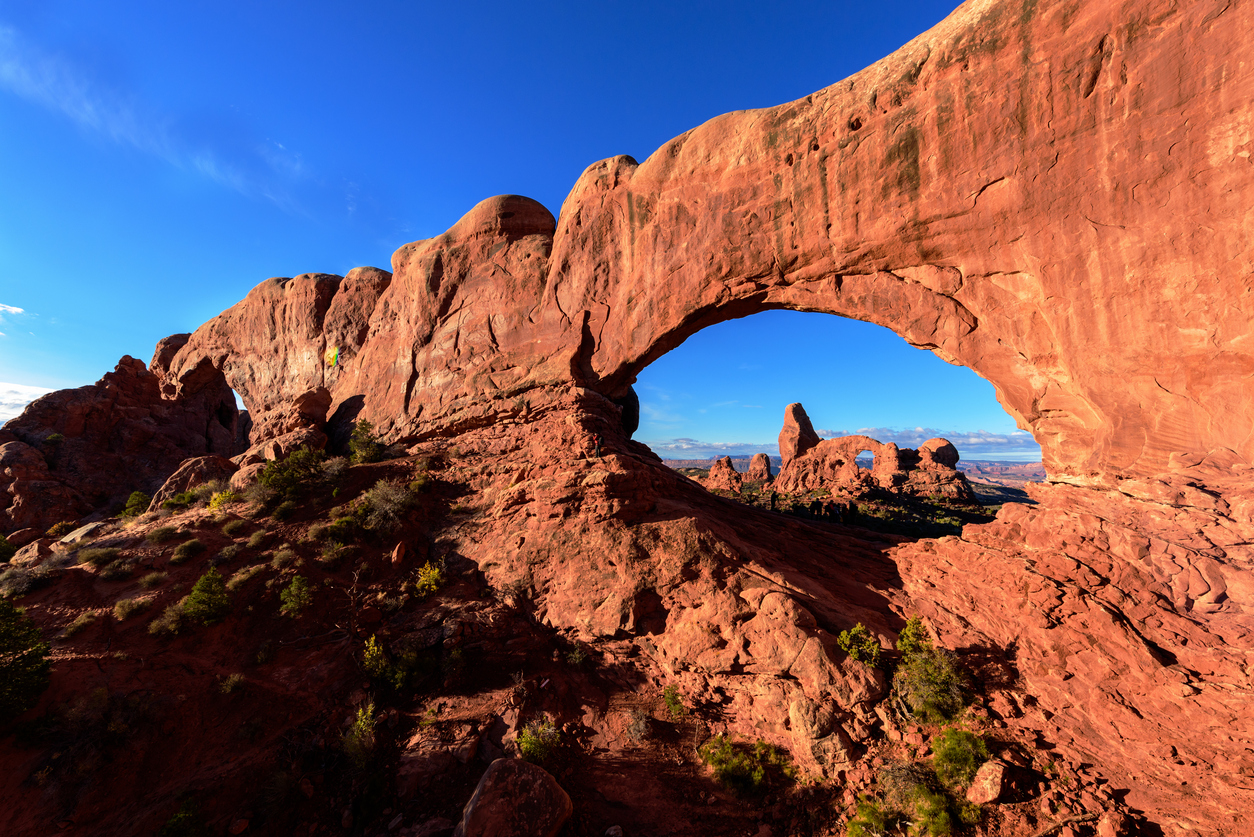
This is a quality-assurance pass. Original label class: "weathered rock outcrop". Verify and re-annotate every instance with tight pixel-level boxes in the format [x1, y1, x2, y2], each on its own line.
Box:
[4, 0, 1254, 832]
[703, 455, 743, 492]
[1, 353, 238, 532]
[774, 410, 976, 501]
[746, 453, 773, 483]
[779, 403, 823, 466]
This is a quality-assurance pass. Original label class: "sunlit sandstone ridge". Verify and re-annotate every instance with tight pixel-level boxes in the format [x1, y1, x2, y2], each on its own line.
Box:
[3, 0, 1254, 833]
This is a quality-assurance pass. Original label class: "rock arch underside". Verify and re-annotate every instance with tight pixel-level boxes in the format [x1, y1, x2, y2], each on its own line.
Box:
[4, 0, 1254, 833]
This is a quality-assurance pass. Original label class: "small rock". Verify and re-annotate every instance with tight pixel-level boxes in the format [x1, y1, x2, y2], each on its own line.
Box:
[229, 818, 249, 835]
[453, 759, 572, 837]
[59, 521, 107, 545]
[1098, 811, 1133, 837]
[605, 828, 624, 837]
[392, 542, 407, 568]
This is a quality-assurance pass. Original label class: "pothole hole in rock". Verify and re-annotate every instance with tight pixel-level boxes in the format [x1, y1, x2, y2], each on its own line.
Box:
[632, 309, 1044, 538]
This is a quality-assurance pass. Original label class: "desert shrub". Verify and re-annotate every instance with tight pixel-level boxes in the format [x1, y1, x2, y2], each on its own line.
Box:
[0, 565, 54, 598]
[318, 541, 354, 568]
[77, 547, 120, 568]
[0, 535, 13, 564]
[161, 490, 196, 510]
[192, 480, 226, 504]
[222, 519, 249, 538]
[663, 684, 685, 720]
[349, 419, 383, 464]
[137, 571, 168, 589]
[99, 558, 136, 581]
[272, 500, 298, 521]
[846, 794, 891, 837]
[147, 526, 179, 545]
[698, 734, 795, 797]
[148, 604, 185, 636]
[62, 612, 97, 638]
[218, 673, 245, 695]
[113, 597, 151, 621]
[208, 490, 240, 511]
[279, 575, 312, 617]
[326, 516, 357, 542]
[895, 647, 966, 723]
[304, 522, 329, 542]
[242, 480, 277, 508]
[212, 544, 239, 565]
[322, 456, 350, 486]
[170, 539, 207, 565]
[838, 623, 882, 667]
[565, 643, 588, 667]
[0, 599, 51, 723]
[247, 530, 269, 549]
[226, 565, 264, 592]
[157, 799, 209, 837]
[874, 762, 970, 836]
[343, 701, 376, 769]
[411, 561, 445, 599]
[408, 474, 430, 494]
[359, 479, 413, 533]
[258, 447, 326, 500]
[120, 491, 151, 518]
[932, 727, 989, 787]
[626, 708, 651, 742]
[269, 546, 297, 570]
[897, 615, 933, 657]
[181, 568, 231, 626]
[47, 521, 76, 538]
[517, 716, 562, 764]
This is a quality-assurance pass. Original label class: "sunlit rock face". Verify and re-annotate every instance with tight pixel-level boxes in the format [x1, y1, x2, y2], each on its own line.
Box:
[6, 0, 1254, 832]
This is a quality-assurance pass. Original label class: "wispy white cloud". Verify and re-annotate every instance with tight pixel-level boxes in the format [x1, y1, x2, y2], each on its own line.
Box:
[0, 381, 55, 425]
[0, 303, 23, 315]
[0, 23, 300, 208]
[643, 438, 778, 459]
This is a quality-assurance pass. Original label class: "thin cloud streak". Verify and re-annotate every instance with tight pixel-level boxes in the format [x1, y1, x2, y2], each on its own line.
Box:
[645, 427, 1041, 462]
[0, 23, 297, 209]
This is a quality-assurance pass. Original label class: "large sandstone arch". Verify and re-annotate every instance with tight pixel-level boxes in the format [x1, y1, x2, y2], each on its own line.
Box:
[157, 0, 1253, 489]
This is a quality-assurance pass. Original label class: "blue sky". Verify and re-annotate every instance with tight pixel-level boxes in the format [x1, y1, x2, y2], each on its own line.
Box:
[0, 0, 1040, 461]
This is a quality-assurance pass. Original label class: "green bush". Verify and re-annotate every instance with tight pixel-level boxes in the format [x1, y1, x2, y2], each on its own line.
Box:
[343, 701, 376, 769]
[517, 716, 562, 764]
[894, 647, 966, 723]
[147, 526, 179, 545]
[258, 447, 326, 500]
[213, 544, 239, 565]
[279, 575, 313, 618]
[876, 762, 959, 836]
[113, 597, 151, 621]
[161, 490, 196, 510]
[77, 547, 121, 568]
[47, 521, 76, 538]
[0, 598, 51, 723]
[663, 684, 685, 720]
[137, 571, 168, 589]
[181, 568, 231, 626]
[0, 535, 13, 564]
[99, 558, 135, 581]
[247, 530, 269, 550]
[897, 615, 933, 657]
[222, 519, 249, 538]
[225, 565, 264, 592]
[62, 612, 97, 638]
[208, 490, 240, 511]
[838, 622, 882, 667]
[698, 734, 795, 797]
[121, 491, 151, 518]
[272, 500, 298, 521]
[269, 546, 297, 570]
[170, 539, 207, 565]
[326, 516, 357, 543]
[412, 561, 445, 599]
[322, 456, 350, 486]
[218, 672, 245, 695]
[148, 604, 184, 636]
[349, 419, 383, 464]
[846, 794, 890, 837]
[157, 799, 209, 837]
[932, 727, 989, 787]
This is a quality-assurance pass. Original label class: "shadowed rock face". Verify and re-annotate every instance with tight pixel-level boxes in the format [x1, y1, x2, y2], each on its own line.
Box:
[5, 0, 1254, 831]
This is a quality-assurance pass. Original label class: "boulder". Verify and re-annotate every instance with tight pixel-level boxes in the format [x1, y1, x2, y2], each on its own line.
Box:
[966, 759, 1010, 805]
[453, 758, 572, 837]
[4, 528, 39, 549]
[148, 456, 240, 512]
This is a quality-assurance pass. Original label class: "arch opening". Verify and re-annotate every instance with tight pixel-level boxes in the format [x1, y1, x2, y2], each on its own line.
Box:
[632, 309, 1042, 536]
